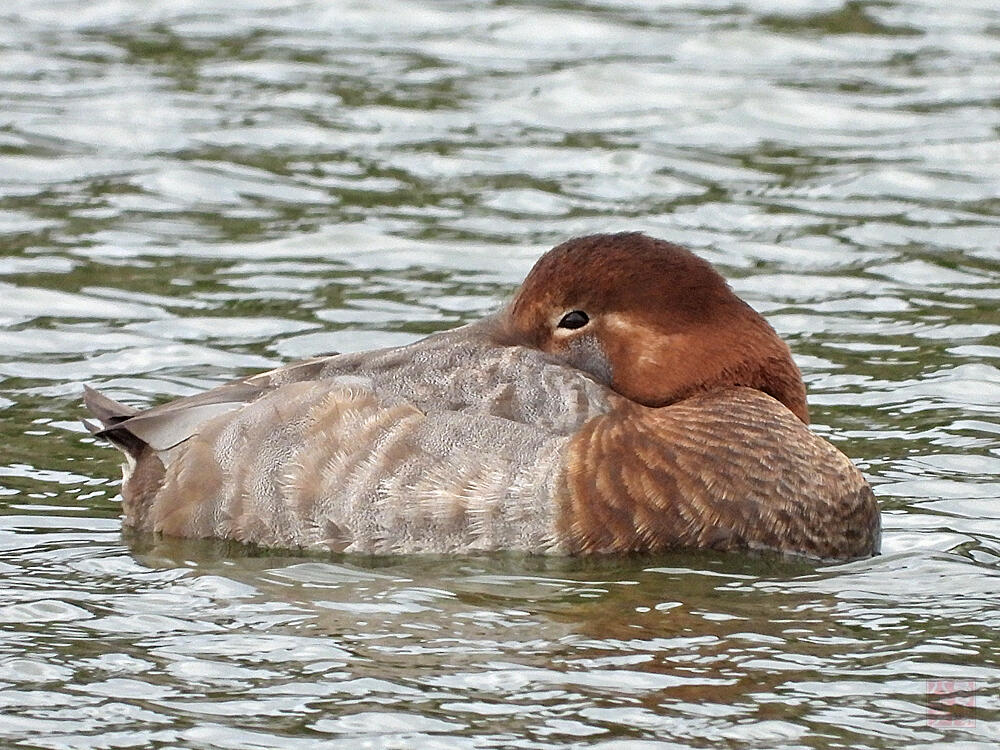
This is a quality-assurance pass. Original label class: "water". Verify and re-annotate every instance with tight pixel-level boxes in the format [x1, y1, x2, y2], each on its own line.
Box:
[1, 0, 998, 746]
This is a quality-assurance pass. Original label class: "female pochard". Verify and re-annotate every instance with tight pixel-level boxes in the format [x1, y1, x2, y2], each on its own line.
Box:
[85, 233, 880, 559]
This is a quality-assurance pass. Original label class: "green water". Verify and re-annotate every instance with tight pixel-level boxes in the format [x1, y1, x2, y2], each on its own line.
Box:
[1, 1, 998, 747]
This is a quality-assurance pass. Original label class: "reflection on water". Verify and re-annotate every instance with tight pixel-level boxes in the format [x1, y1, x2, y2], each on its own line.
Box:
[1, 0, 998, 747]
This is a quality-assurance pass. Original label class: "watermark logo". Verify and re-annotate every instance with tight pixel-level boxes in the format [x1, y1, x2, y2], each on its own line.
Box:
[926, 679, 977, 728]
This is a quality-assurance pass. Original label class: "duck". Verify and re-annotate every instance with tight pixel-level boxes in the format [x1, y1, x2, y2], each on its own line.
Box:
[84, 232, 880, 560]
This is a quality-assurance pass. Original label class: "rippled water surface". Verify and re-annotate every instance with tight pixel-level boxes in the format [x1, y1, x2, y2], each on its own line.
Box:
[2, 0, 999, 747]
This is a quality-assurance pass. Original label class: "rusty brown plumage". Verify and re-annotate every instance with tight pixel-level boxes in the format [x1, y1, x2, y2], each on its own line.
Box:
[557, 388, 878, 559]
[506, 232, 808, 423]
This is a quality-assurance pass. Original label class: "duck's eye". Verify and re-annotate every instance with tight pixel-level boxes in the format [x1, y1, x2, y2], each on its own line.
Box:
[557, 310, 589, 330]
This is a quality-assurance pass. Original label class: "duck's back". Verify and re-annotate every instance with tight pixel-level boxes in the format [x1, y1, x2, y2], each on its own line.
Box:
[90, 318, 620, 554]
[290, 317, 617, 432]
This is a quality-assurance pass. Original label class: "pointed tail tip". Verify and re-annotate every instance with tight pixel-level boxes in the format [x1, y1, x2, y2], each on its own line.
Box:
[82, 384, 138, 427]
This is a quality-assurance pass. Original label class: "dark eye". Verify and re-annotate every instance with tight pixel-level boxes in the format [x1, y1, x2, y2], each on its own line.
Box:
[557, 310, 589, 330]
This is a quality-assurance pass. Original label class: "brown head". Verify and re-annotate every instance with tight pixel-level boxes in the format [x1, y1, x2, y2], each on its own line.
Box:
[503, 232, 809, 423]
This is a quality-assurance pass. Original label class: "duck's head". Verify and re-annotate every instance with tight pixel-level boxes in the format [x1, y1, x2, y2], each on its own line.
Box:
[503, 232, 809, 423]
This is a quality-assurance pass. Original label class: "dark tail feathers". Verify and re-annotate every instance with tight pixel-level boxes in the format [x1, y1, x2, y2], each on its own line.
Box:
[82, 386, 145, 458]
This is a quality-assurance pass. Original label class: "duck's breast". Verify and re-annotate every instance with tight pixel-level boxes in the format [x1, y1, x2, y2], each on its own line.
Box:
[557, 387, 880, 559]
